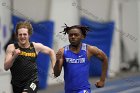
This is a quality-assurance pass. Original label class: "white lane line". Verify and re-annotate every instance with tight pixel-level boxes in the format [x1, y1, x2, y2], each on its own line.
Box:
[91, 86, 118, 93]
[117, 87, 140, 93]
[91, 81, 140, 93]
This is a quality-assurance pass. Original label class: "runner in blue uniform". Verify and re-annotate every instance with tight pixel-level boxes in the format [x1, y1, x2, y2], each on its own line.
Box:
[54, 25, 108, 93]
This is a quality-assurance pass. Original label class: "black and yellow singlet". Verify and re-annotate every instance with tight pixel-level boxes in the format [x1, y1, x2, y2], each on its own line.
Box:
[10, 42, 38, 87]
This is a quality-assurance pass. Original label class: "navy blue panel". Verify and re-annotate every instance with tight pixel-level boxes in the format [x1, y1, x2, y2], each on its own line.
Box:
[81, 17, 114, 76]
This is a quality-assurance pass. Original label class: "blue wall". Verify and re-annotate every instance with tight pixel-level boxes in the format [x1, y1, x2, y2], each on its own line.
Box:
[81, 17, 114, 76]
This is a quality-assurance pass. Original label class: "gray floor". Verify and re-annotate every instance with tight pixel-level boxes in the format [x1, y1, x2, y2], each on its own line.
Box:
[38, 71, 140, 93]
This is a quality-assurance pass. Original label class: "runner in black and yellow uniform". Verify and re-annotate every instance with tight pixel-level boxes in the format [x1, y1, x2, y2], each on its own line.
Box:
[4, 21, 56, 93]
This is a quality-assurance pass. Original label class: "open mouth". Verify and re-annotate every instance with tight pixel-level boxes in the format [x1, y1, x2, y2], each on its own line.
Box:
[20, 39, 26, 42]
[21, 39, 25, 41]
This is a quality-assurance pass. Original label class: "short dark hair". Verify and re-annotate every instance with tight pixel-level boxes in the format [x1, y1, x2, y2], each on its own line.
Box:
[60, 24, 90, 38]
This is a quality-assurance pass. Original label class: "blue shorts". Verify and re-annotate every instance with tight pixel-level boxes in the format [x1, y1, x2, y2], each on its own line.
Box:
[78, 89, 91, 93]
[65, 88, 91, 93]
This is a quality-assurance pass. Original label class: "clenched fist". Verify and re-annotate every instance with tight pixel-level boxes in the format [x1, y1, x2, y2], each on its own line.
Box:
[13, 48, 21, 58]
[95, 80, 105, 88]
[56, 50, 63, 60]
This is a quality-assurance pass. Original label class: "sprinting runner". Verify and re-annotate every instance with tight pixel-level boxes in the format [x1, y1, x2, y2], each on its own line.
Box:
[54, 24, 108, 93]
[4, 21, 56, 93]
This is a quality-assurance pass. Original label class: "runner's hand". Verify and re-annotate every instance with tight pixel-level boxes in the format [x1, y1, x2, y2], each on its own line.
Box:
[95, 80, 105, 88]
[13, 48, 21, 58]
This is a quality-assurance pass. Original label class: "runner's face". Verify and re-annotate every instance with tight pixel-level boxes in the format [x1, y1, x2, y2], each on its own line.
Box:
[68, 28, 84, 46]
[17, 28, 30, 45]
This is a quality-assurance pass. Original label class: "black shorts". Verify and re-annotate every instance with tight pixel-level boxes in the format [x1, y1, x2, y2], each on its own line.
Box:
[12, 81, 38, 93]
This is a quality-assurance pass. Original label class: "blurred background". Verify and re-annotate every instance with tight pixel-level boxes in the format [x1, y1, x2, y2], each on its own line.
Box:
[0, 0, 140, 93]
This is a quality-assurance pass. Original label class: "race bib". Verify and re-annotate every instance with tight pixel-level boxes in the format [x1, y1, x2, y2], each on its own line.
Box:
[30, 82, 36, 91]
